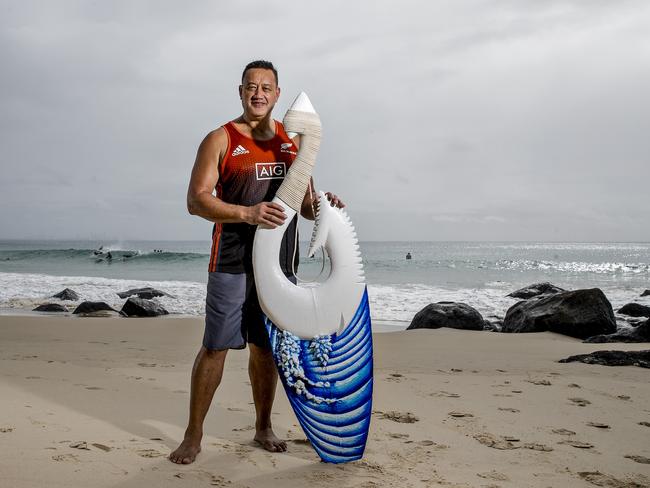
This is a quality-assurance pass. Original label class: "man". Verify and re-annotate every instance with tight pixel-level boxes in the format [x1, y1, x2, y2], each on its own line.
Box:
[170, 60, 343, 464]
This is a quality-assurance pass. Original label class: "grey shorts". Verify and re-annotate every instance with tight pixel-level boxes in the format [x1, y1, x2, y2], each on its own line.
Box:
[203, 272, 295, 351]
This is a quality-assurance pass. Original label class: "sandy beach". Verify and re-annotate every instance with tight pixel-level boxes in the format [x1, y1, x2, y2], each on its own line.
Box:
[1, 315, 649, 488]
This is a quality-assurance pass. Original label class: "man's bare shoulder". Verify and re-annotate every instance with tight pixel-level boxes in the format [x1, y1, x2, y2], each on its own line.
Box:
[196, 126, 229, 164]
[201, 126, 229, 150]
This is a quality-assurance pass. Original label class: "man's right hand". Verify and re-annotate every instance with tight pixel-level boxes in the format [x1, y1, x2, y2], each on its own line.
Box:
[243, 202, 287, 228]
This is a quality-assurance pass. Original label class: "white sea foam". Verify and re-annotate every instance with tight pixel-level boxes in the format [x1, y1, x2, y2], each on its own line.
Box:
[1, 272, 648, 326]
[0, 272, 206, 315]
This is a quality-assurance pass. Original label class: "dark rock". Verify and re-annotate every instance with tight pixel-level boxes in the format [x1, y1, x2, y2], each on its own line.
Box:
[483, 320, 501, 332]
[121, 297, 169, 317]
[51, 288, 79, 301]
[33, 303, 68, 312]
[507, 282, 565, 299]
[502, 288, 616, 339]
[618, 303, 650, 317]
[559, 350, 650, 368]
[73, 301, 120, 316]
[585, 319, 650, 343]
[117, 287, 172, 300]
[641, 290, 650, 297]
[407, 302, 484, 331]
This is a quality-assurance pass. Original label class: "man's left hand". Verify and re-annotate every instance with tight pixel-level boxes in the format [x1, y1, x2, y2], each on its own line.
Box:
[325, 192, 345, 209]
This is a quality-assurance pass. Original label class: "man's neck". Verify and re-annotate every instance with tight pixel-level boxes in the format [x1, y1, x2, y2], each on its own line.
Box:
[238, 113, 275, 140]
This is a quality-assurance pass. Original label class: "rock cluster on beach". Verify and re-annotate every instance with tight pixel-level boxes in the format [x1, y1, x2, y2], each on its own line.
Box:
[409, 282, 650, 345]
[32, 287, 170, 317]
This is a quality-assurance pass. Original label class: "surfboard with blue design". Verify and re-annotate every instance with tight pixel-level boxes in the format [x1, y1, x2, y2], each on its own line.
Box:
[266, 288, 373, 463]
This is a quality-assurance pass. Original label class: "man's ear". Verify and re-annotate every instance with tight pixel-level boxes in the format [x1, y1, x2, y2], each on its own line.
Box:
[276, 86, 281, 98]
[238, 84, 243, 99]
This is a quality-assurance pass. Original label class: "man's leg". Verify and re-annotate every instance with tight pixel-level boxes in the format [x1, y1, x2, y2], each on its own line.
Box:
[169, 346, 228, 464]
[249, 343, 287, 452]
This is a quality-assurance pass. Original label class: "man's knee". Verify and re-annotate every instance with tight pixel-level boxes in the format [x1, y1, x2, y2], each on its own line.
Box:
[199, 346, 228, 362]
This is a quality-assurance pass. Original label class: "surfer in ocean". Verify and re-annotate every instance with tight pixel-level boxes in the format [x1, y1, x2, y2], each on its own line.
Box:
[169, 60, 343, 465]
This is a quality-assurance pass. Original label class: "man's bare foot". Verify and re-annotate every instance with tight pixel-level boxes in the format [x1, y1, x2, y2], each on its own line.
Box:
[169, 437, 201, 464]
[254, 427, 287, 452]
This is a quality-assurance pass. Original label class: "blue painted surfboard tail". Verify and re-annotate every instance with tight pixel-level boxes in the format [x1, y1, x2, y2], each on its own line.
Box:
[266, 287, 373, 464]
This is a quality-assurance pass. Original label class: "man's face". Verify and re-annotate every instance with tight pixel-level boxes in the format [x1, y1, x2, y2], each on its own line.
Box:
[239, 68, 280, 120]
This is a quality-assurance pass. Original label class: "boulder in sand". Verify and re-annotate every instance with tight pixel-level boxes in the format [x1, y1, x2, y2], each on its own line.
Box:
[502, 288, 616, 339]
[120, 297, 169, 317]
[585, 319, 650, 343]
[33, 303, 67, 312]
[117, 287, 172, 300]
[73, 301, 121, 317]
[618, 303, 650, 317]
[559, 350, 650, 368]
[507, 282, 565, 299]
[408, 302, 485, 331]
[51, 288, 79, 301]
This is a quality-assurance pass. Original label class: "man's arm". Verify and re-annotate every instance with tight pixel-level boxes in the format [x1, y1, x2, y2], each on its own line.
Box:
[187, 128, 287, 228]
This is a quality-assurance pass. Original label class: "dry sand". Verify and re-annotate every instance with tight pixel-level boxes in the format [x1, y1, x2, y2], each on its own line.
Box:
[1, 315, 649, 488]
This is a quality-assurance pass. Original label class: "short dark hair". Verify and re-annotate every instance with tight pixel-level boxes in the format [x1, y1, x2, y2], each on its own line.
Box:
[242, 60, 278, 85]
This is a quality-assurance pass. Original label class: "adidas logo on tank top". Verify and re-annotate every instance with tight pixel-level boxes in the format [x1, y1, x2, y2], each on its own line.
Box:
[231, 144, 250, 156]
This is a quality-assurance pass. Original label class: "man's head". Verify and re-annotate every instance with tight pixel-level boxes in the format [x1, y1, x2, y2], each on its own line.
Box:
[239, 60, 280, 121]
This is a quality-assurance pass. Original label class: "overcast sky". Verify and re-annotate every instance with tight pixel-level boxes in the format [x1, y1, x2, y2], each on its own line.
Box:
[1, 0, 649, 242]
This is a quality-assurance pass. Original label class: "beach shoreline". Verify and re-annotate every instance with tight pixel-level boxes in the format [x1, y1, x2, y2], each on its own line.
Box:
[1, 315, 648, 487]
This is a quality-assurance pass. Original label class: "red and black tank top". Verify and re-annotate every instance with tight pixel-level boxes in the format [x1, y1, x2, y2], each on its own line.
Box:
[208, 120, 299, 274]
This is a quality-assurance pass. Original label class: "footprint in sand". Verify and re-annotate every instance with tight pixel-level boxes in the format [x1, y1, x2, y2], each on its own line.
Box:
[448, 411, 473, 418]
[137, 363, 156, 368]
[638, 421, 650, 428]
[477, 470, 510, 481]
[473, 433, 519, 450]
[569, 397, 591, 407]
[578, 471, 650, 487]
[209, 474, 231, 486]
[69, 441, 90, 450]
[432, 391, 460, 398]
[0, 427, 14, 433]
[136, 449, 165, 458]
[386, 373, 404, 382]
[92, 443, 111, 452]
[568, 383, 581, 388]
[586, 422, 610, 429]
[625, 455, 650, 464]
[617, 395, 631, 401]
[232, 425, 254, 432]
[85, 386, 103, 390]
[526, 379, 552, 386]
[523, 442, 553, 452]
[498, 407, 520, 413]
[387, 433, 409, 439]
[559, 440, 594, 449]
[551, 428, 576, 436]
[52, 453, 79, 462]
[376, 410, 419, 423]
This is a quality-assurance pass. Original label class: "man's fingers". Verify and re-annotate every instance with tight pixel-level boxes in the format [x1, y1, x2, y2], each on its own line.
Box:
[266, 202, 285, 212]
[325, 192, 345, 208]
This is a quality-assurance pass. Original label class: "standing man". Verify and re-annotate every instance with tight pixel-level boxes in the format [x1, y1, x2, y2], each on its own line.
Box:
[170, 60, 342, 464]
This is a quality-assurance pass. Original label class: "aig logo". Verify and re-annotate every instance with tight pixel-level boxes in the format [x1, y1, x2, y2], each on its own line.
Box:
[255, 162, 286, 180]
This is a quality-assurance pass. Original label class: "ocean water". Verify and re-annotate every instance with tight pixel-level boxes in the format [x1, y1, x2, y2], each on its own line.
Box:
[1, 240, 649, 326]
